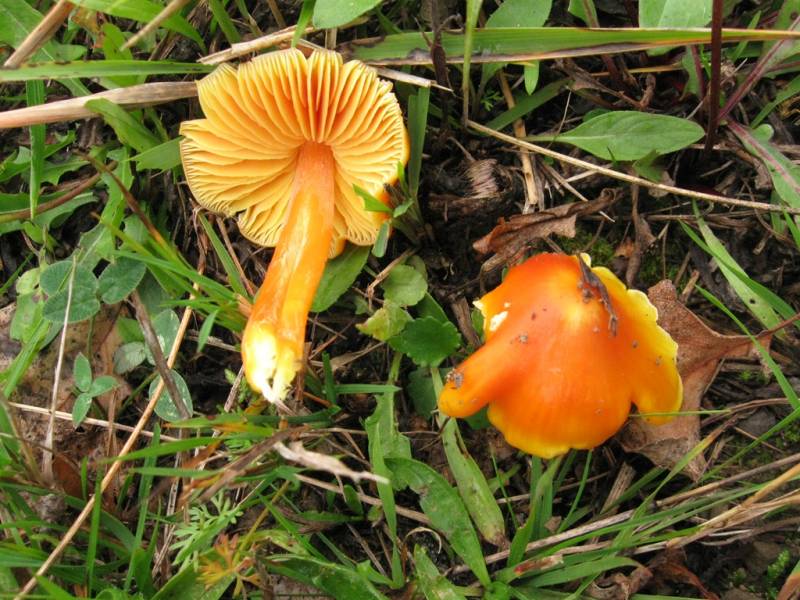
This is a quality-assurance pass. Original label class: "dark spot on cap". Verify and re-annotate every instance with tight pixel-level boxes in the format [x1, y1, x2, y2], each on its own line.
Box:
[531, 311, 537, 320]
[632, 340, 639, 349]
[655, 356, 662, 366]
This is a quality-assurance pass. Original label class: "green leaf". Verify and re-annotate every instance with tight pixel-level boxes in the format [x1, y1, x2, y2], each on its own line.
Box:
[73, 353, 93, 392]
[386, 457, 490, 586]
[131, 138, 182, 171]
[208, 0, 241, 44]
[407, 88, 430, 202]
[40, 261, 92, 295]
[529, 556, 639, 587]
[486, 79, 566, 130]
[150, 370, 193, 422]
[372, 221, 390, 258]
[196, 310, 218, 353]
[312, 244, 370, 312]
[381, 265, 428, 307]
[413, 545, 465, 600]
[551, 111, 704, 161]
[523, 62, 539, 94]
[42, 263, 101, 324]
[692, 212, 783, 330]
[639, 0, 712, 28]
[442, 420, 506, 546]
[269, 556, 389, 600]
[388, 317, 461, 367]
[416, 293, 449, 324]
[34, 576, 77, 600]
[567, 0, 598, 25]
[144, 310, 181, 365]
[151, 565, 233, 600]
[356, 301, 412, 342]
[89, 375, 119, 397]
[98, 257, 147, 304]
[406, 368, 439, 418]
[86, 99, 160, 154]
[72, 392, 93, 426]
[73, 0, 203, 45]
[356, 185, 392, 214]
[114, 342, 147, 374]
[313, 0, 382, 28]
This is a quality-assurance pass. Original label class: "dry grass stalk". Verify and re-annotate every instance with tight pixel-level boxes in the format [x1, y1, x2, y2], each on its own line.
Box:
[3, 0, 74, 68]
[0, 81, 197, 129]
[199, 25, 314, 65]
[121, 0, 192, 50]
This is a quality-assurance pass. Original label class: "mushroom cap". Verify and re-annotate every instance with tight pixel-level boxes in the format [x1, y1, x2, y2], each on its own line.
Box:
[179, 49, 409, 253]
[438, 253, 683, 458]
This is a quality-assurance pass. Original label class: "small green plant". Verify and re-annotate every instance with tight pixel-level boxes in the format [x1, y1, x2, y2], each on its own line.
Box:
[72, 352, 119, 426]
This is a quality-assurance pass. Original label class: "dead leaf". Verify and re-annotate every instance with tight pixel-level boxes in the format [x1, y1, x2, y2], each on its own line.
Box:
[587, 566, 652, 600]
[614, 238, 636, 259]
[648, 549, 720, 600]
[474, 190, 618, 272]
[619, 280, 770, 480]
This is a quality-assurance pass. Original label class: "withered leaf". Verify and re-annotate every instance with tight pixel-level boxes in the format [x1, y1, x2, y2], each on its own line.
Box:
[474, 190, 617, 272]
[619, 280, 770, 480]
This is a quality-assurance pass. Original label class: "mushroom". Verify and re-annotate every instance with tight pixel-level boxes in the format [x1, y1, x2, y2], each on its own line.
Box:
[438, 253, 683, 458]
[180, 49, 409, 403]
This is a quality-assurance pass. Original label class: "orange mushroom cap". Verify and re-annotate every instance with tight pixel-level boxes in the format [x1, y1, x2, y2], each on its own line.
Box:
[180, 49, 409, 404]
[438, 253, 683, 458]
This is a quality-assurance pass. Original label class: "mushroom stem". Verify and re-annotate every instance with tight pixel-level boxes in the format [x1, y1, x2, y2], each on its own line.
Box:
[241, 142, 335, 403]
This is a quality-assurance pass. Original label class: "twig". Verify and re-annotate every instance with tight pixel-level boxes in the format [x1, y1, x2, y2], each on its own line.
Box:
[265, 0, 286, 29]
[200, 25, 314, 64]
[0, 169, 106, 224]
[43, 258, 77, 485]
[7, 402, 179, 442]
[468, 120, 800, 215]
[130, 292, 191, 420]
[121, 0, 192, 50]
[0, 82, 197, 129]
[497, 70, 541, 212]
[3, 0, 73, 68]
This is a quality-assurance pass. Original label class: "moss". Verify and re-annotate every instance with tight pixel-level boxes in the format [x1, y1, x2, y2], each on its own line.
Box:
[557, 227, 616, 266]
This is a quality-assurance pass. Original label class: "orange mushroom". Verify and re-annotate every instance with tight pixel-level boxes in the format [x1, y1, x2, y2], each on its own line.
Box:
[438, 253, 683, 458]
[180, 49, 409, 404]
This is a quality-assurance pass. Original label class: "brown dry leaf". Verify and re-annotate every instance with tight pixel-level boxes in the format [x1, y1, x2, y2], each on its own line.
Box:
[474, 190, 618, 272]
[648, 549, 720, 600]
[587, 566, 652, 600]
[619, 280, 770, 480]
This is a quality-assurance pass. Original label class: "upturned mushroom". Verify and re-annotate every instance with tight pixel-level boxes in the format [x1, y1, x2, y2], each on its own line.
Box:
[438, 253, 683, 458]
[180, 49, 409, 403]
